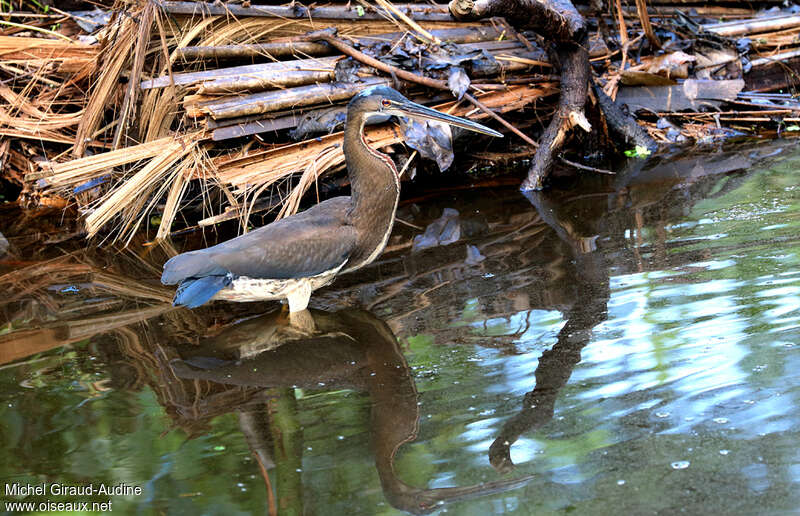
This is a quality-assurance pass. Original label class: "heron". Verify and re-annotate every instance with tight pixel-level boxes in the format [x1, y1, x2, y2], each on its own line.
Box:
[161, 86, 502, 313]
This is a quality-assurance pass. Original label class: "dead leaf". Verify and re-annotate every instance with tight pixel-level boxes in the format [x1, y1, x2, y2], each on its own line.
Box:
[645, 51, 696, 79]
[620, 70, 677, 86]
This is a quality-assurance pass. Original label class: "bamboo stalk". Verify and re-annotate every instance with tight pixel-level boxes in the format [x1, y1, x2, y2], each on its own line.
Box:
[177, 41, 331, 60]
[200, 77, 389, 120]
[704, 14, 800, 37]
[141, 55, 341, 90]
[159, 1, 455, 22]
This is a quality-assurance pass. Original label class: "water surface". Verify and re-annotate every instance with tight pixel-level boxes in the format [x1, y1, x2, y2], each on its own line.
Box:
[1, 139, 799, 514]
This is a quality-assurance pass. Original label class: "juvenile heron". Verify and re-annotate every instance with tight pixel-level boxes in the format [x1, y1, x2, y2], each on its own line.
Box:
[161, 86, 502, 312]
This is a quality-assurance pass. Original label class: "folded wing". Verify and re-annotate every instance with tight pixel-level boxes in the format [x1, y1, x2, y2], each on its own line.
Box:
[162, 197, 356, 285]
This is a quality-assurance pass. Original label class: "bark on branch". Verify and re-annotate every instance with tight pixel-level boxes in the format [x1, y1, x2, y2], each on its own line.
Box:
[523, 41, 590, 190]
[449, 0, 586, 43]
[449, 0, 655, 190]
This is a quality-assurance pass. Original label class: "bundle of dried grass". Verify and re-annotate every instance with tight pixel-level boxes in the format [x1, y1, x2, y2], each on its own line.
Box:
[10, 0, 557, 244]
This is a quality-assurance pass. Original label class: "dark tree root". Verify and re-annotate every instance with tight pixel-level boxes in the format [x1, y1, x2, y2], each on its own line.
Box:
[449, 0, 655, 190]
[523, 41, 591, 190]
[449, 0, 586, 42]
[593, 83, 656, 152]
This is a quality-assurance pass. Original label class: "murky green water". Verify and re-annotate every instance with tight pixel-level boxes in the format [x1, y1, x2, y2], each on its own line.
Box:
[1, 140, 799, 515]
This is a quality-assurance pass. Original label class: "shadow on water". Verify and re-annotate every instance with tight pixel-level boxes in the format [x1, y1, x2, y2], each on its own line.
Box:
[1, 138, 799, 514]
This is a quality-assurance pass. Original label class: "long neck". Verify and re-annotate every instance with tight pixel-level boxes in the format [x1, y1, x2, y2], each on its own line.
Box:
[343, 112, 401, 270]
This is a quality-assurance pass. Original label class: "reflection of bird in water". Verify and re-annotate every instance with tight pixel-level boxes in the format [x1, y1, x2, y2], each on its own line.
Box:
[170, 308, 531, 515]
[161, 87, 501, 318]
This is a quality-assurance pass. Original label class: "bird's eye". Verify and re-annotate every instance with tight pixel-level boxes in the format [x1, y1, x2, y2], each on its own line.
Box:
[381, 98, 391, 108]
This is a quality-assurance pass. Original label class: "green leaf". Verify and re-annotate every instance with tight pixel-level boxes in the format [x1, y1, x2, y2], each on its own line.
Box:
[624, 145, 652, 158]
[786, 124, 800, 132]
[356, 5, 365, 16]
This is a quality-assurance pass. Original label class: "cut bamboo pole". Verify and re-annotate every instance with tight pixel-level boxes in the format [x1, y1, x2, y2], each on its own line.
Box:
[704, 14, 800, 37]
[177, 41, 331, 60]
[750, 48, 800, 68]
[200, 77, 389, 120]
[141, 55, 341, 90]
[159, 1, 455, 22]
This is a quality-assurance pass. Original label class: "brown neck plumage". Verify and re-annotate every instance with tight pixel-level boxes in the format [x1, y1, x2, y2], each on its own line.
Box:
[342, 111, 401, 270]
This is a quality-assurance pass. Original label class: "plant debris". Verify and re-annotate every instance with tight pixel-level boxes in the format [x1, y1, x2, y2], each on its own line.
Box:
[3, 1, 800, 243]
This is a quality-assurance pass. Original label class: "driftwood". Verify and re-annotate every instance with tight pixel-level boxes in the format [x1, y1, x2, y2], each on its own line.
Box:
[176, 25, 504, 62]
[449, 0, 602, 189]
[9, 0, 800, 243]
[159, 1, 454, 21]
[150, 39, 541, 96]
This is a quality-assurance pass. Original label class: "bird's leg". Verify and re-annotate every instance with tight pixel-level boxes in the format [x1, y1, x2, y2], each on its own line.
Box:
[286, 282, 312, 312]
[288, 309, 317, 333]
[284, 282, 317, 332]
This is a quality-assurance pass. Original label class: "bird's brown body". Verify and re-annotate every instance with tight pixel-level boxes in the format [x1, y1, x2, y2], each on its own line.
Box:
[161, 87, 501, 312]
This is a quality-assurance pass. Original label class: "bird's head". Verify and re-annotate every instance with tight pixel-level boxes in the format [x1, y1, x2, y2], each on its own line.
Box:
[348, 85, 503, 137]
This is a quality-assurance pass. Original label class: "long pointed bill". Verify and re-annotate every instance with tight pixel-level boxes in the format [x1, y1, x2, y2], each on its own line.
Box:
[388, 99, 504, 138]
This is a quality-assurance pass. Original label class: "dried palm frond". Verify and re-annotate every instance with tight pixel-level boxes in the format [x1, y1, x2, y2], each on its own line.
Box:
[83, 132, 206, 243]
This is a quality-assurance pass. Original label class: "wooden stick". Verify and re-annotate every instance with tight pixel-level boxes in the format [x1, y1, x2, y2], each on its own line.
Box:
[560, 155, 614, 174]
[635, 0, 661, 49]
[158, 1, 455, 22]
[302, 28, 537, 145]
[704, 13, 800, 37]
[301, 28, 448, 90]
[375, 0, 442, 45]
[464, 92, 537, 147]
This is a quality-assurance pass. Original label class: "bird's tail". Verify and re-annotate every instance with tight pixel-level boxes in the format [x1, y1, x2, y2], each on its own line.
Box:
[173, 276, 231, 308]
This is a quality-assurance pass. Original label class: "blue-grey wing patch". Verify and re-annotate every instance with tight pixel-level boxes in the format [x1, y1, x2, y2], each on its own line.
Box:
[173, 275, 232, 308]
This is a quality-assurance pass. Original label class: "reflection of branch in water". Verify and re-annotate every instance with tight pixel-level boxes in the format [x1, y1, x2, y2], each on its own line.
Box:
[488, 140, 770, 470]
[489, 190, 612, 472]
